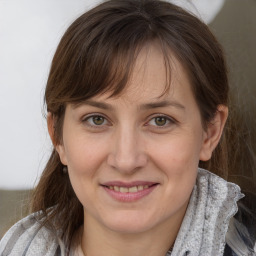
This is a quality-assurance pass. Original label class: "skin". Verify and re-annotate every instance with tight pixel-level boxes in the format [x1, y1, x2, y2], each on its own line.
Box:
[48, 43, 228, 256]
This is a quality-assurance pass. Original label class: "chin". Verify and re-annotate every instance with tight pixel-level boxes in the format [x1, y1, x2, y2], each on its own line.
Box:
[100, 211, 158, 234]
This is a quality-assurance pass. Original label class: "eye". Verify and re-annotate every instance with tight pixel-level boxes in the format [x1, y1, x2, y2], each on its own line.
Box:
[153, 116, 168, 126]
[91, 116, 105, 125]
[147, 115, 175, 127]
[83, 115, 109, 127]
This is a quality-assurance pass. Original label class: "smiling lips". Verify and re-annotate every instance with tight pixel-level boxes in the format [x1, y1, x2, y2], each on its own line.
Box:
[108, 184, 150, 193]
[102, 182, 158, 202]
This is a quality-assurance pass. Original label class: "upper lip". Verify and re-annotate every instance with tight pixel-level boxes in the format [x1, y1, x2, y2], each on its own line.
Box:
[101, 181, 158, 187]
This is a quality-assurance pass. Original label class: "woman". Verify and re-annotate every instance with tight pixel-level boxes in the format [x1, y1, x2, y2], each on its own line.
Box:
[0, 0, 255, 255]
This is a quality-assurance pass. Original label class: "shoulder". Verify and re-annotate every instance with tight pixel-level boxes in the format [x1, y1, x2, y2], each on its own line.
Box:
[197, 169, 256, 255]
[0, 213, 62, 256]
[225, 202, 256, 256]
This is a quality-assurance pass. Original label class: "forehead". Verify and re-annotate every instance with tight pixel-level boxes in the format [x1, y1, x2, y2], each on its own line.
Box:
[104, 43, 193, 105]
[70, 42, 196, 111]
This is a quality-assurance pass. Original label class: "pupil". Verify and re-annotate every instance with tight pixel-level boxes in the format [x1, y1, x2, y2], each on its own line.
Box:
[93, 116, 104, 125]
[155, 117, 166, 126]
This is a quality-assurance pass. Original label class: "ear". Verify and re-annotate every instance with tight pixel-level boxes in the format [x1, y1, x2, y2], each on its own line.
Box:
[199, 105, 228, 161]
[47, 112, 68, 165]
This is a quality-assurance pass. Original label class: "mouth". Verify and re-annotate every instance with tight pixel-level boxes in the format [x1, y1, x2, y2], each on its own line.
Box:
[101, 182, 159, 202]
[102, 184, 156, 193]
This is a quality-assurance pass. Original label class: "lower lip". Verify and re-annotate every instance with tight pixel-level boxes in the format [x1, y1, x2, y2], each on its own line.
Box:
[102, 185, 158, 202]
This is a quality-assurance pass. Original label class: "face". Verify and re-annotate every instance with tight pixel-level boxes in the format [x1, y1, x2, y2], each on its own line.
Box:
[55, 44, 216, 234]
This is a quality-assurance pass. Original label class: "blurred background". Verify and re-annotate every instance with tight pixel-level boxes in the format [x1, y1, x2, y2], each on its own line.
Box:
[0, 0, 255, 238]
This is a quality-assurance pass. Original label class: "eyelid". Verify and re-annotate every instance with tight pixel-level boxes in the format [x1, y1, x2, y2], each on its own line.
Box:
[81, 113, 111, 127]
[145, 114, 177, 128]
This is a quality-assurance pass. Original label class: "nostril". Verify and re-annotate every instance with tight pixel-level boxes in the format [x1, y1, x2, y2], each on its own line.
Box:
[107, 152, 148, 173]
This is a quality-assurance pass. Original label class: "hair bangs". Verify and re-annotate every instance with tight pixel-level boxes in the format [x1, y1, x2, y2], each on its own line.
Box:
[46, 5, 178, 112]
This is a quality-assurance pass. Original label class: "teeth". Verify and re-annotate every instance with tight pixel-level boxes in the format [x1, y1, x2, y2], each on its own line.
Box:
[138, 185, 144, 191]
[128, 186, 138, 193]
[107, 185, 151, 193]
[120, 187, 129, 193]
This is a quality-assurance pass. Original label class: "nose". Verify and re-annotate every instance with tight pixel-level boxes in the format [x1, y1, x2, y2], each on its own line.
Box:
[107, 126, 148, 174]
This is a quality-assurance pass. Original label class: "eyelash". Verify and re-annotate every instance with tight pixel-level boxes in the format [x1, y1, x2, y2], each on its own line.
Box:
[82, 114, 110, 129]
[145, 114, 176, 129]
[82, 113, 176, 130]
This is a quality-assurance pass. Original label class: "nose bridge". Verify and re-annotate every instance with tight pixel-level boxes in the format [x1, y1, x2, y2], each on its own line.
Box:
[108, 122, 147, 172]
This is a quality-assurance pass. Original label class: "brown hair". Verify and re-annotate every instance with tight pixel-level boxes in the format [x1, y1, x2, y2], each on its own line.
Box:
[31, 0, 229, 252]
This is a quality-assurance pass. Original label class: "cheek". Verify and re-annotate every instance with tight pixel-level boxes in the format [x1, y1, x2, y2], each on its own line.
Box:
[62, 135, 110, 207]
[63, 134, 108, 175]
[150, 133, 202, 206]
[64, 138, 107, 208]
[149, 134, 202, 173]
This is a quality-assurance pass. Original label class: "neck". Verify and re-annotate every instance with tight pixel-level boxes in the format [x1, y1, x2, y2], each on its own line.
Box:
[81, 210, 185, 256]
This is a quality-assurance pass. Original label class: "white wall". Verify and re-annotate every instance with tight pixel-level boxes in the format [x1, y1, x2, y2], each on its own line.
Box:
[0, 0, 100, 189]
[0, 0, 224, 189]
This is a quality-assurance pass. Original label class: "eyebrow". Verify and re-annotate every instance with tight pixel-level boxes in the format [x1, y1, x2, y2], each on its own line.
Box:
[74, 100, 114, 110]
[74, 99, 185, 111]
[140, 100, 185, 111]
